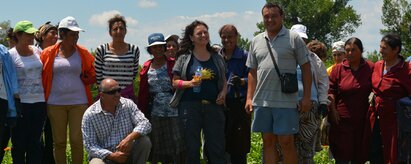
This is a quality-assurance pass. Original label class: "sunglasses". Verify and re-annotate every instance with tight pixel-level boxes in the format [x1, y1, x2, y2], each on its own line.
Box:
[102, 88, 121, 95]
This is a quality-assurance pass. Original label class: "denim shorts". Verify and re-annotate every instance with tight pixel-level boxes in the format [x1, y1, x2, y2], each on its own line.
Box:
[252, 106, 299, 135]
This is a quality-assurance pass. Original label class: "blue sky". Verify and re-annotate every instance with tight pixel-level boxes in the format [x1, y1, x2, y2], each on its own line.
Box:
[1, 0, 386, 63]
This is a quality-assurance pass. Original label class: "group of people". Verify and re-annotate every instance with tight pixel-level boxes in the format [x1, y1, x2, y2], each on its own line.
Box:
[0, 2, 410, 164]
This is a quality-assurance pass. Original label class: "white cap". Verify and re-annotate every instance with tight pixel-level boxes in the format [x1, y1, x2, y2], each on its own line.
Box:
[332, 41, 346, 53]
[58, 16, 84, 32]
[290, 24, 308, 39]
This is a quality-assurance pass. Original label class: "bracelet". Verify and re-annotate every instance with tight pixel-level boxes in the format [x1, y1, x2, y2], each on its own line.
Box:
[177, 80, 183, 89]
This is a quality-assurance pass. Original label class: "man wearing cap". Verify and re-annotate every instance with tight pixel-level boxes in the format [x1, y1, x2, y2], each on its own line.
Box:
[327, 41, 347, 75]
[40, 16, 96, 164]
[246, 3, 312, 163]
[82, 78, 151, 164]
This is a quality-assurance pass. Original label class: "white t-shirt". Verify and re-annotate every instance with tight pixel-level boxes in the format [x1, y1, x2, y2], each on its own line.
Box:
[9, 46, 45, 103]
[0, 60, 7, 100]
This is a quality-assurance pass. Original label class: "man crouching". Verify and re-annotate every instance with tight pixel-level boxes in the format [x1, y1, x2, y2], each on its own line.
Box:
[82, 78, 152, 164]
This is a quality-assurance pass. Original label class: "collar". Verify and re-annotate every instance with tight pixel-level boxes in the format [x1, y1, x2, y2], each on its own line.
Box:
[95, 98, 123, 115]
[263, 25, 287, 41]
[220, 46, 244, 60]
[385, 55, 406, 72]
[341, 58, 367, 68]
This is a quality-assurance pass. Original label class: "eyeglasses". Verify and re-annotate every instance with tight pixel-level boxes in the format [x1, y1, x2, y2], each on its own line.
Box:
[102, 88, 121, 95]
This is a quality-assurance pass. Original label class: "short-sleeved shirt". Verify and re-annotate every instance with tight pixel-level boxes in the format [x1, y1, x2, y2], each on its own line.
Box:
[148, 64, 177, 117]
[246, 26, 309, 108]
[9, 46, 45, 103]
[180, 57, 219, 102]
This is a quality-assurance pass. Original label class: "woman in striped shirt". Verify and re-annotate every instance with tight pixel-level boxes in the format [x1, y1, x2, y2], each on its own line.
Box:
[95, 14, 140, 102]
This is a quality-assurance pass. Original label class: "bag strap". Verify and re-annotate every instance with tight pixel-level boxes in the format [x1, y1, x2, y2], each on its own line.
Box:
[265, 37, 282, 78]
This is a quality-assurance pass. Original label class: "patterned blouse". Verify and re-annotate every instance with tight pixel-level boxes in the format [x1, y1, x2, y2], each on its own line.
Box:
[148, 64, 177, 117]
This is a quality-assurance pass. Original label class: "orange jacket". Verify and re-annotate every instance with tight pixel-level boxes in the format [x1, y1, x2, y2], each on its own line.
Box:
[40, 42, 96, 105]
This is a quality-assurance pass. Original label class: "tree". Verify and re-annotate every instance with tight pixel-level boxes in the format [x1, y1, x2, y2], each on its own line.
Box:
[255, 0, 361, 47]
[380, 0, 411, 57]
[237, 35, 251, 51]
[0, 20, 12, 46]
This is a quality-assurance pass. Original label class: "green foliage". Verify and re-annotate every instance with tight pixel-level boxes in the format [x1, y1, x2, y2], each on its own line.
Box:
[380, 0, 411, 57]
[0, 20, 12, 46]
[366, 50, 380, 63]
[237, 35, 251, 51]
[313, 146, 336, 164]
[257, 0, 361, 47]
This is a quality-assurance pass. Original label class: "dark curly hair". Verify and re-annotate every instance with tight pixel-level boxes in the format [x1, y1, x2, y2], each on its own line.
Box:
[177, 20, 214, 58]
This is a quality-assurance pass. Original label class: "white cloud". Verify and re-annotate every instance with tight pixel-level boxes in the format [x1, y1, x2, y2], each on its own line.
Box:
[89, 10, 139, 27]
[124, 11, 262, 63]
[138, 0, 158, 8]
[81, 10, 262, 64]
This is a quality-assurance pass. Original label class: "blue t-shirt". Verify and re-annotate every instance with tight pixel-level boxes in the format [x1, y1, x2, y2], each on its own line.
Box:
[181, 57, 219, 102]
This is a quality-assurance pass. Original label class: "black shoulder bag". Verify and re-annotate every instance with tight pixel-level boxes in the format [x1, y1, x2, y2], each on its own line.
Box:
[265, 37, 298, 93]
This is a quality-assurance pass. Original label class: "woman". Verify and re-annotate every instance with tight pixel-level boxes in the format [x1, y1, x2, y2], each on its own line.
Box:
[35, 21, 58, 51]
[9, 20, 46, 163]
[0, 28, 18, 163]
[170, 20, 227, 163]
[328, 37, 373, 163]
[35, 21, 58, 164]
[41, 16, 95, 164]
[137, 33, 185, 163]
[0, 38, 18, 163]
[218, 24, 250, 164]
[165, 34, 179, 59]
[327, 41, 347, 75]
[366, 34, 411, 163]
[95, 14, 139, 101]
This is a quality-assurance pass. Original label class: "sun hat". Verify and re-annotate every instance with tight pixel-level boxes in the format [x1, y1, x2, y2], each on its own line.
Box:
[58, 16, 84, 32]
[13, 20, 38, 34]
[147, 33, 166, 47]
[332, 41, 346, 53]
[290, 24, 308, 39]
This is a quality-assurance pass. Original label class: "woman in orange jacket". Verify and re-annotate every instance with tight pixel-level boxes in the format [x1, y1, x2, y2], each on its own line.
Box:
[40, 16, 95, 164]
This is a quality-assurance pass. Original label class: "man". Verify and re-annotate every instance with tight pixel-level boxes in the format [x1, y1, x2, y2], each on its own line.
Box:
[291, 24, 330, 163]
[245, 3, 312, 164]
[82, 78, 151, 164]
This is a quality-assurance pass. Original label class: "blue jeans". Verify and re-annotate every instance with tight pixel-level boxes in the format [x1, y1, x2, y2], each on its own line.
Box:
[11, 101, 47, 164]
[179, 101, 226, 164]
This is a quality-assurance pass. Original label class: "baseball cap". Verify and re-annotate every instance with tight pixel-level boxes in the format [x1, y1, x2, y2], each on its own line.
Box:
[290, 24, 308, 39]
[147, 33, 166, 47]
[58, 16, 84, 32]
[13, 21, 38, 34]
[332, 41, 346, 53]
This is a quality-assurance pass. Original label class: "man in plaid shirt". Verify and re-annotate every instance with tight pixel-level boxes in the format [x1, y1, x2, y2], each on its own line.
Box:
[82, 78, 152, 164]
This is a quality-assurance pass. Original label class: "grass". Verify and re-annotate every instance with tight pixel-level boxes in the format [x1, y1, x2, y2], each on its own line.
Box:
[1, 133, 335, 163]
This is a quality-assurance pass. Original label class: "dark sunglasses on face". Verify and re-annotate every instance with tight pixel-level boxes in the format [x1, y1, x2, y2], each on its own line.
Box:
[102, 88, 121, 95]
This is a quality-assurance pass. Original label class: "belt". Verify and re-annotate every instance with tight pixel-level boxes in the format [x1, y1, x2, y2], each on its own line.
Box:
[201, 99, 211, 105]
